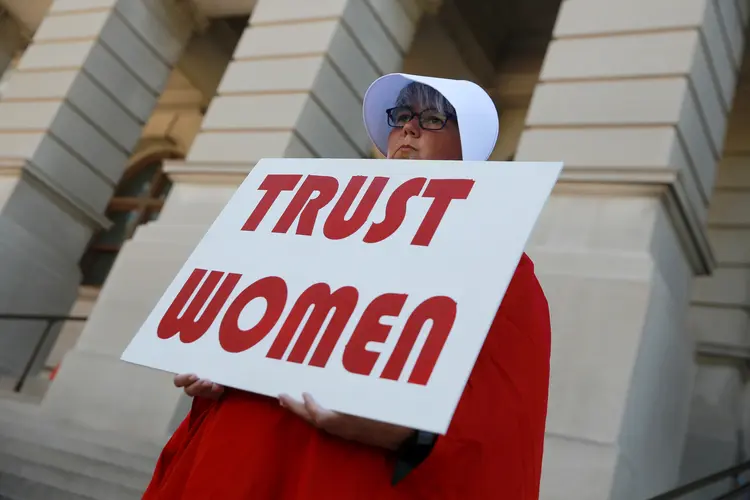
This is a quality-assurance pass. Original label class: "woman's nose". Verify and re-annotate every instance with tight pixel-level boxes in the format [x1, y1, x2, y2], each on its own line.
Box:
[403, 116, 420, 136]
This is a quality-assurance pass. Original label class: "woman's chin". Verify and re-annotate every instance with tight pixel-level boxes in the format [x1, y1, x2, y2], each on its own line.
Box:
[390, 149, 420, 160]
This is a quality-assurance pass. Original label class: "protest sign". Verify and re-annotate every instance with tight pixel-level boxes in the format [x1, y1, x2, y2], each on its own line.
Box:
[121, 158, 562, 434]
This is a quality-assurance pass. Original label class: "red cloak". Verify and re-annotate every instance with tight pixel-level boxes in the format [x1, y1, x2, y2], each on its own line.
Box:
[143, 253, 550, 499]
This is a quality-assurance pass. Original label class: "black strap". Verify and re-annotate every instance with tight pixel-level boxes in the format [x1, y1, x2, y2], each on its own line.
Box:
[391, 431, 438, 485]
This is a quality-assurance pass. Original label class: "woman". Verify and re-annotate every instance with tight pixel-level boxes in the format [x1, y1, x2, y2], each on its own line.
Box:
[143, 73, 551, 499]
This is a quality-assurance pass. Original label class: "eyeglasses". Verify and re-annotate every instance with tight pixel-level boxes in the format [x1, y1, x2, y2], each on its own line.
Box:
[386, 106, 456, 131]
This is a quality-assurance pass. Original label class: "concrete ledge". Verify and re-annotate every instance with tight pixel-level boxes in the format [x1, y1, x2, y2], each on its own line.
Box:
[0, 158, 111, 230]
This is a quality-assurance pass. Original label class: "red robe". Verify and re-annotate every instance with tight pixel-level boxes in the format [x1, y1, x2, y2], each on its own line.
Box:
[143, 253, 550, 499]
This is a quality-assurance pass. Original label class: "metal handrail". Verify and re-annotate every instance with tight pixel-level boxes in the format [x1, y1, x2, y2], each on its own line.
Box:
[0, 313, 88, 392]
[715, 481, 750, 500]
[648, 460, 750, 499]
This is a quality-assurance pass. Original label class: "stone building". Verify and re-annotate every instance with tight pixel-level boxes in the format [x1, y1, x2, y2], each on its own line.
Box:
[0, 0, 749, 498]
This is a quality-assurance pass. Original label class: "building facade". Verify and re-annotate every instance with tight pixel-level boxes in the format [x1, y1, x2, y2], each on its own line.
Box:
[0, 0, 749, 498]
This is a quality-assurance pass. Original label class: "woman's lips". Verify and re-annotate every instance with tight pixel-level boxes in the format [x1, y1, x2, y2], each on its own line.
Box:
[393, 145, 419, 159]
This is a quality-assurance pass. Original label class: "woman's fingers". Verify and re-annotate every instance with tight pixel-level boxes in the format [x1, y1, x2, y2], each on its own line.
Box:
[186, 379, 211, 397]
[188, 379, 224, 399]
[174, 374, 224, 399]
[174, 373, 197, 388]
[279, 394, 313, 425]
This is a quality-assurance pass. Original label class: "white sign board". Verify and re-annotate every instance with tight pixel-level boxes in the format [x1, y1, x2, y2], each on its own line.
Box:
[121, 158, 562, 434]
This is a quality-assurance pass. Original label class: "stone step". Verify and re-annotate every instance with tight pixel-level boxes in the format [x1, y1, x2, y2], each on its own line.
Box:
[0, 399, 163, 472]
[0, 454, 143, 500]
[0, 375, 51, 401]
[0, 419, 159, 475]
[0, 435, 151, 490]
[0, 397, 162, 499]
[0, 469, 99, 500]
[0, 422, 157, 476]
[0, 387, 42, 405]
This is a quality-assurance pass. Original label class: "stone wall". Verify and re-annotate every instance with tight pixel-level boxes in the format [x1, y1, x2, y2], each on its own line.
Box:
[0, 0, 194, 378]
[681, 41, 750, 498]
[516, 0, 749, 498]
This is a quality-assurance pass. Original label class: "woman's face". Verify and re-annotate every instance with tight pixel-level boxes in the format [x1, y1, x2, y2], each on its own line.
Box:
[386, 105, 462, 161]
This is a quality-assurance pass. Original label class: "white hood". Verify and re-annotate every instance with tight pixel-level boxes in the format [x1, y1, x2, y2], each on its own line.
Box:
[362, 73, 499, 161]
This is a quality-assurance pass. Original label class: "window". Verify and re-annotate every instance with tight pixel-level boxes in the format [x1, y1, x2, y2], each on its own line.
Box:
[80, 156, 175, 286]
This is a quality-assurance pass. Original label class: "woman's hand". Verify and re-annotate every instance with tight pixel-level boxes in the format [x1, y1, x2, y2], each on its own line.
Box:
[174, 373, 224, 400]
[173, 376, 412, 449]
[279, 392, 414, 451]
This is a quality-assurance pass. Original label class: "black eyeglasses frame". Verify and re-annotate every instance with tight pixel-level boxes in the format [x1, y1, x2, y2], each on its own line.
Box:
[385, 106, 456, 131]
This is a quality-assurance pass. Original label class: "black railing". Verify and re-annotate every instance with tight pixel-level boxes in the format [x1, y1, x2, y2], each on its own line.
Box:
[648, 460, 750, 499]
[0, 313, 88, 393]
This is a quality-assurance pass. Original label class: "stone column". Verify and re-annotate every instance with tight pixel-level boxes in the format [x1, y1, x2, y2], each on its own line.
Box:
[42, 0, 424, 442]
[0, 1, 193, 378]
[681, 41, 750, 498]
[514, 0, 748, 498]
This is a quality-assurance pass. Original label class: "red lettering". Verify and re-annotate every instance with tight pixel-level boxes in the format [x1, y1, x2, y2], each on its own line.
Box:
[158, 270, 458, 387]
[342, 293, 408, 376]
[411, 179, 474, 247]
[363, 177, 426, 244]
[219, 276, 288, 353]
[243, 175, 473, 246]
[273, 175, 339, 236]
[323, 176, 389, 240]
[266, 283, 358, 366]
[380, 296, 457, 385]
[157, 268, 241, 343]
[242, 174, 302, 232]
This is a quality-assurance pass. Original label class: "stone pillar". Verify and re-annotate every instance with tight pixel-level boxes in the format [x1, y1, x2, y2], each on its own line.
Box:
[0, 1, 193, 378]
[514, 0, 748, 498]
[42, 0, 424, 442]
[680, 35, 750, 497]
[490, 41, 547, 161]
[402, 0, 492, 86]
